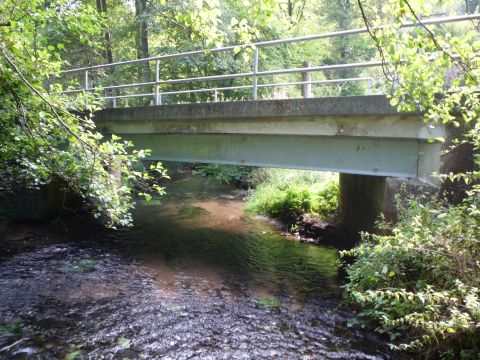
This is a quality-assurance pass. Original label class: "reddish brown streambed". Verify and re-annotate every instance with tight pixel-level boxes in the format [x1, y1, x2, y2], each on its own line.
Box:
[0, 175, 402, 359]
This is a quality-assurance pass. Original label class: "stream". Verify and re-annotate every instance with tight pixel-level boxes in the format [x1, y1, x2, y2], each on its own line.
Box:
[0, 173, 400, 359]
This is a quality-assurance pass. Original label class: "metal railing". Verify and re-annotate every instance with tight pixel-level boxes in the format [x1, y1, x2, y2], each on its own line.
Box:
[56, 13, 480, 107]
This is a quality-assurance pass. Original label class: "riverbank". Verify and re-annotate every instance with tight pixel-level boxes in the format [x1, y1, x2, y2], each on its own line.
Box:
[191, 165, 352, 249]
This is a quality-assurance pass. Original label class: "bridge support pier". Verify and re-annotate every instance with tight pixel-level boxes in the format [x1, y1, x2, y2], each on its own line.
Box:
[338, 174, 392, 239]
[338, 174, 438, 239]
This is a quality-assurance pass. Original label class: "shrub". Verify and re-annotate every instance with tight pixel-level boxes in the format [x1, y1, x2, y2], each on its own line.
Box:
[192, 164, 252, 186]
[341, 197, 480, 358]
[245, 169, 338, 220]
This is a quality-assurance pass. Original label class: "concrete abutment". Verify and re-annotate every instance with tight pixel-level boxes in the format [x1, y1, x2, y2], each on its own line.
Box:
[338, 174, 438, 239]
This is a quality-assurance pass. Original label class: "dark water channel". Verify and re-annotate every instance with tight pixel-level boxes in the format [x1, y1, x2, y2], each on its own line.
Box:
[0, 175, 399, 359]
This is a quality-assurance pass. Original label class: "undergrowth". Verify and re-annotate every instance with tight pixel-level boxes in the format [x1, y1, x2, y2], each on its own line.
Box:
[192, 164, 252, 187]
[341, 194, 480, 359]
[245, 169, 339, 220]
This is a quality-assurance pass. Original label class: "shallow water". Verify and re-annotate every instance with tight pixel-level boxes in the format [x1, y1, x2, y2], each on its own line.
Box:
[0, 175, 400, 359]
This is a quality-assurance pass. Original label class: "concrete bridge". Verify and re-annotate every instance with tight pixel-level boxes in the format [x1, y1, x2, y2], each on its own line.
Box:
[60, 14, 479, 238]
[93, 95, 446, 237]
[94, 95, 441, 180]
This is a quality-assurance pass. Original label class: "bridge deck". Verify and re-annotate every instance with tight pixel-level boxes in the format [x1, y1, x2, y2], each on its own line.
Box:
[93, 96, 443, 181]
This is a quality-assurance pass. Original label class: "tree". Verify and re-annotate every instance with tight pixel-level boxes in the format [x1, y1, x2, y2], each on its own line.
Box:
[0, 0, 166, 228]
[319, 0, 376, 95]
[135, 0, 151, 83]
[342, 0, 480, 356]
[96, 0, 114, 64]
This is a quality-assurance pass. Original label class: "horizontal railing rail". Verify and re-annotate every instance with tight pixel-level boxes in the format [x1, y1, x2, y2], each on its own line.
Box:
[97, 77, 374, 107]
[55, 13, 480, 107]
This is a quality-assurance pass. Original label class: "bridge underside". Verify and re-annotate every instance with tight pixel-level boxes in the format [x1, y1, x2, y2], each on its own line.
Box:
[93, 96, 447, 237]
[126, 133, 420, 178]
[94, 96, 443, 182]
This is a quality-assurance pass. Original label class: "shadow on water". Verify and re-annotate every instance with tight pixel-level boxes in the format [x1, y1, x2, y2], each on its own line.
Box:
[0, 174, 408, 359]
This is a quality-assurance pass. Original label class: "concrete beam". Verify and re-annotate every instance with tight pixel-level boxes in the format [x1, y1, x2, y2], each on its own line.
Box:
[93, 96, 446, 182]
[123, 133, 421, 178]
[94, 96, 444, 140]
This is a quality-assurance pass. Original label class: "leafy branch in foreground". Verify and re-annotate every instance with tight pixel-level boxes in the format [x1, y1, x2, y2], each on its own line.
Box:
[343, 1, 480, 358]
[0, 0, 166, 228]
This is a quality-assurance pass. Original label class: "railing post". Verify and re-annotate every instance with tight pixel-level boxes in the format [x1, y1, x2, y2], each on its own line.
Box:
[84, 69, 89, 109]
[156, 85, 161, 105]
[252, 46, 259, 100]
[155, 60, 161, 105]
[214, 89, 218, 102]
[301, 61, 312, 99]
[367, 78, 373, 95]
[112, 97, 117, 108]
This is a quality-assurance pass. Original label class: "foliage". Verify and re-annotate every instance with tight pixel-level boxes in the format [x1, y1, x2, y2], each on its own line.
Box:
[57, 0, 378, 107]
[342, 0, 480, 357]
[193, 164, 252, 186]
[245, 169, 338, 220]
[342, 198, 480, 357]
[0, 0, 167, 227]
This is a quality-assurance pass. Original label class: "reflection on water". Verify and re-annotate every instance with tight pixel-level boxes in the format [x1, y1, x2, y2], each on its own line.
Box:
[123, 176, 340, 303]
[0, 175, 401, 359]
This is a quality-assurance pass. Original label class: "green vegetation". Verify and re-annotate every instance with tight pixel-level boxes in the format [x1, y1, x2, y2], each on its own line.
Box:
[1, 0, 480, 358]
[193, 167, 340, 222]
[252, 296, 281, 308]
[342, 198, 480, 355]
[245, 169, 338, 221]
[0, 0, 167, 228]
[341, 1, 480, 358]
[193, 164, 252, 187]
[53, 0, 377, 104]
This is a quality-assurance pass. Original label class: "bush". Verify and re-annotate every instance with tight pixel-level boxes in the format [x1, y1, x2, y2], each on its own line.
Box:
[341, 197, 480, 358]
[192, 164, 252, 187]
[245, 169, 338, 220]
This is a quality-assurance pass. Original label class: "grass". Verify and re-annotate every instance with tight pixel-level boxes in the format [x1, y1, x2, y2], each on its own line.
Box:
[245, 169, 339, 220]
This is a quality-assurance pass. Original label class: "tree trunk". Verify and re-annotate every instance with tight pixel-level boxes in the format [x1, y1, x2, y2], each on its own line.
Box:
[96, 0, 114, 107]
[95, 0, 113, 64]
[135, 0, 151, 83]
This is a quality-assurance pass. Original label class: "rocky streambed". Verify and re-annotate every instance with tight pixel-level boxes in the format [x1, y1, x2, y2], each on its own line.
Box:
[0, 175, 402, 359]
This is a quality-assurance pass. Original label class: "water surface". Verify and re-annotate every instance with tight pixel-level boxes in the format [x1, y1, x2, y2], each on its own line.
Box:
[0, 175, 399, 359]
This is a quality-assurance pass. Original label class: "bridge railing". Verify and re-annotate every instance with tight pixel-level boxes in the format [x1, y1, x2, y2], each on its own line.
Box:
[55, 13, 480, 108]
